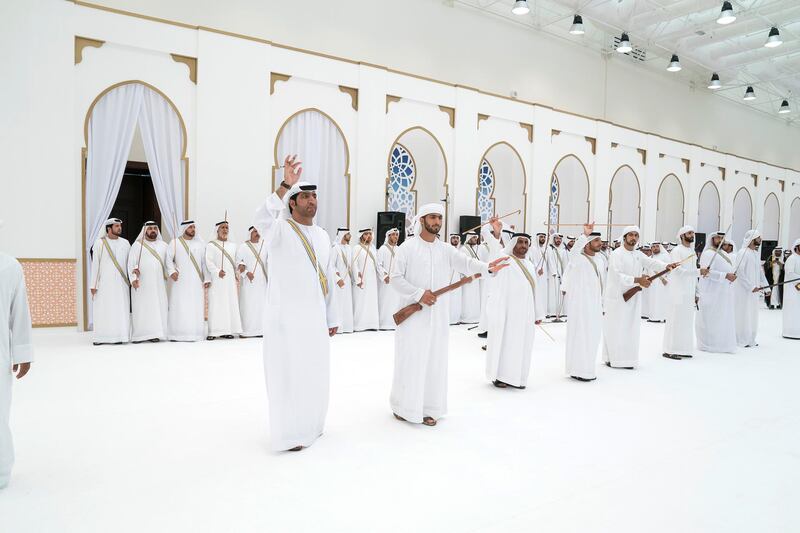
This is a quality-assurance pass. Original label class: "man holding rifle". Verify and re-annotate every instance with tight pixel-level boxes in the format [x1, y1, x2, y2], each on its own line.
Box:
[388, 205, 508, 427]
[603, 226, 678, 370]
[662, 226, 706, 360]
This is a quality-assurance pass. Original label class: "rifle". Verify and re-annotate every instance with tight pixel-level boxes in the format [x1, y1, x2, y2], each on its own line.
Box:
[622, 254, 694, 302]
[393, 274, 482, 326]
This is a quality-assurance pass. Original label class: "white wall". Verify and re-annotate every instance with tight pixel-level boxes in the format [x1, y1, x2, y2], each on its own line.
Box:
[608, 165, 640, 241]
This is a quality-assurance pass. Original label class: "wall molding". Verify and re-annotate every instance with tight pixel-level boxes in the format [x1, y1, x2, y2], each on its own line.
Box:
[269, 72, 291, 95]
[170, 54, 197, 84]
[74, 36, 104, 64]
[338, 85, 359, 111]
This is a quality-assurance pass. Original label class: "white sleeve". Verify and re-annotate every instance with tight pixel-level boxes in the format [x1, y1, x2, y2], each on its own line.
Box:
[10, 262, 34, 364]
[253, 192, 284, 249]
[166, 241, 178, 276]
[447, 243, 491, 277]
[389, 245, 426, 303]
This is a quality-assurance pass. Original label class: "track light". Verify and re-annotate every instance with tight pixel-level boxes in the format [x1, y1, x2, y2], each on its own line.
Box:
[708, 73, 721, 90]
[511, 1, 529, 15]
[569, 14, 584, 35]
[617, 32, 632, 53]
[743, 86, 756, 100]
[717, 1, 735, 25]
[779, 100, 791, 114]
[765, 27, 782, 48]
[666, 54, 681, 72]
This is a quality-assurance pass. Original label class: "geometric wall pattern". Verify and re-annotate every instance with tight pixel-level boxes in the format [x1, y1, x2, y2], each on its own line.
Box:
[18, 259, 77, 327]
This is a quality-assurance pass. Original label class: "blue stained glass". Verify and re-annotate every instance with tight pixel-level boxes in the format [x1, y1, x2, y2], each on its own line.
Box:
[477, 159, 495, 223]
[388, 144, 417, 227]
[549, 175, 559, 225]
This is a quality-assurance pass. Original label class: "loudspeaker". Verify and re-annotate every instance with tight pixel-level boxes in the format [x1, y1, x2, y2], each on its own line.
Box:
[694, 232, 706, 256]
[376, 211, 405, 247]
[761, 239, 778, 261]
[459, 215, 482, 240]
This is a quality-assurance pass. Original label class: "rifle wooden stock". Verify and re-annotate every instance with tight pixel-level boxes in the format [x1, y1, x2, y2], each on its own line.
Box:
[622, 268, 671, 302]
[393, 273, 482, 325]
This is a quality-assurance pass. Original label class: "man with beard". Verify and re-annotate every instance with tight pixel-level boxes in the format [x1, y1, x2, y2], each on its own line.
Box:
[253, 154, 339, 451]
[389, 206, 508, 426]
[351, 228, 380, 331]
[447, 233, 463, 325]
[332, 228, 354, 333]
[646, 242, 671, 323]
[485, 230, 545, 389]
[662, 226, 705, 360]
[90, 218, 131, 345]
[527, 232, 549, 317]
[696, 231, 737, 353]
[546, 232, 569, 319]
[603, 226, 676, 369]
[765, 248, 784, 309]
[562, 224, 604, 381]
[734, 230, 769, 347]
[205, 220, 242, 340]
[377, 228, 403, 330]
[166, 220, 211, 341]
[459, 232, 482, 324]
[782, 240, 800, 339]
[236, 226, 268, 338]
[128, 222, 169, 343]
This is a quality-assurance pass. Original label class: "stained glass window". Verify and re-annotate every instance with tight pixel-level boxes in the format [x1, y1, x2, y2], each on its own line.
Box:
[549, 175, 559, 226]
[478, 159, 495, 222]
[388, 144, 417, 227]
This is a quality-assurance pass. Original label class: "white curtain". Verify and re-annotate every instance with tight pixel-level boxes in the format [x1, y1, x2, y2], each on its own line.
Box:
[139, 87, 184, 239]
[276, 111, 348, 237]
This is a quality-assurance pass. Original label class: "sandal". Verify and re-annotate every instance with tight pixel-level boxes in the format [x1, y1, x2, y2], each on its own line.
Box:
[422, 417, 437, 427]
[393, 413, 407, 422]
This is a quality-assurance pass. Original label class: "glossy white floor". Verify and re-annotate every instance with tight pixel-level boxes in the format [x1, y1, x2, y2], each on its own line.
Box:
[1, 308, 798, 532]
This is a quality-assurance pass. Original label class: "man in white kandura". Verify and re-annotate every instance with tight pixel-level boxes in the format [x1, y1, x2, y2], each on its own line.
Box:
[205, 220, 243, 340]
[646, 242, 671, 323]
[603, 226, 675, 369]
[696, 231, 737, 354]
[236, 226, 268, 338]
[332, 228, 354, 334]
[389, 204, 508, 426]
[377, 228, 403, 330]
[485, 228, 546, 389]
[562, 225, 604, 381]
[782, 239, 800, 340]
[253, 155, 339, 451]
[166, 220, 210, 341]
[528, 232, 549, 315]
[640, 245, 653, 320]
[1, 245, 34, 490]
[662, 226, 704, 360]
[447, 233, 463, 325]
[128, 221, 168, 343]
[90, 218, 131, 345]
[459, 232, 482, 324]
[546, 232, 568, 319]
[734, 229, 769, 348]
[351, 228, 380, 331]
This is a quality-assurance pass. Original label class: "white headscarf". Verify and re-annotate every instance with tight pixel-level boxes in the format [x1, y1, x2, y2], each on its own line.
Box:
[280, 181, 318, 220]
[133, 221, 164, 245]
[504, 232, 531, 256]
[621, 225, 641, 239]
[98, 217, 123, 239]
[209, 220, 230, 242]
[412, 203, 444, 236]
[334, 228, 350, 245]
[792, 238, 800, 253]
[384, 227, 400, 246]
[702, 231, 726, 254]
[676, 225, 695, 240]
[741, 229, 761, 251]
[548, 232, 565, 249]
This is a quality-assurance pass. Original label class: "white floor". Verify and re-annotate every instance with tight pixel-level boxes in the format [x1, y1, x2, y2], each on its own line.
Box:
[1, 309, 798, 533]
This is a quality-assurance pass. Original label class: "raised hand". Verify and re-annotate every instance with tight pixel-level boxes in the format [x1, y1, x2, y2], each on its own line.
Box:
[583, 223, 594, 236]
[283, 154, 303, 186]
[488, 256, 510, 273]
[489, 216, 502, 236]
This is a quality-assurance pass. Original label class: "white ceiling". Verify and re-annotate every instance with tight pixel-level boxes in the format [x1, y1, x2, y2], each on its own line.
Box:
[453, 0, 800, 126]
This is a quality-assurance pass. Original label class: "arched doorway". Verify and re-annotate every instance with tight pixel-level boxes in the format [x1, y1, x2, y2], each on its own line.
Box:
[608, 165, 640, 241]
[656, 174, 685, 242]
[477, 142, 526, 230]
[549, 155, 590, 233]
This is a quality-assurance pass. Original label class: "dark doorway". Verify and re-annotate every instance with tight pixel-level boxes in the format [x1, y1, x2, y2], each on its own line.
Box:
[109, 161, 162, 243]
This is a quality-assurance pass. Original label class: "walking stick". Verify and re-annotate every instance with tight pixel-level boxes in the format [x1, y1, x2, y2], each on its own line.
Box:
[134, 225, 146, 289]
[464, 210, 522, 234]
[220, 210, 227, 274]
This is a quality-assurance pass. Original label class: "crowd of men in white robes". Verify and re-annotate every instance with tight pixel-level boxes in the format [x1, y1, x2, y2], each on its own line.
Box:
[88, 217, 269, 345]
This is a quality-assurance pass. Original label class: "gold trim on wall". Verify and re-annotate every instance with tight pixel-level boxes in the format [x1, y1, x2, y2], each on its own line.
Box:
[74, 36, 105, 64]
[607, 165, 642, 233]
[682, 158, 691, 174]
[477, 114, 489, 129]
[585, 136, 597, 155]
[81, 80, 190, 331]
[438, 106, 455, 128]
[752, 173, 759, 187]
[637, 148, 647, 166]
[551, 129, 561, 138]
[385, 95, 402, 113]
[270, 73, 291, 95]
[386, 126, 449, 234]
[17, 258, 77, 263]
[170, 54, 197, 84]
[67, 0, 800, 175]
[338, 86, 359, 111]
[519, 123, 533, 143]
[271, 107, 352, 226]
[476, 141, 528, 231]
[33, 322, 78, 329]
[720, 167, 726, 181]
[550, 154, 591, 230]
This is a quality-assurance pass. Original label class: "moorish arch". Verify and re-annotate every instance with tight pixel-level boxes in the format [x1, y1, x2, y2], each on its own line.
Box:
[763, 192, 781, 241]
[607, 165, 640, 241]
[549, 154, 590, 234]
[655, 173, 685, 242]
[790, 197, 800, 245]
[697, 181, 721, 236]
[731, 187, 753, 248]
[476, 141, 527, 231]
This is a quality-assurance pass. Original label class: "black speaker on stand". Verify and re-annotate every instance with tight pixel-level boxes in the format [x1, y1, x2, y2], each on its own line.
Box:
[459, 215, 482, 242]
[761, 240, 778, 261]
[694, 232, 706, 256]
[376, 212, 406, 247]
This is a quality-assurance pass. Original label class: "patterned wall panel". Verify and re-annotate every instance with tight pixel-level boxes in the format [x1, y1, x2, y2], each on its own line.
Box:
[18, 259, 77, 327]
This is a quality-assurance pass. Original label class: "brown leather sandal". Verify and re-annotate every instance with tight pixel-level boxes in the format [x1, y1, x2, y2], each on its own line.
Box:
[422, 416, 437, 426]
